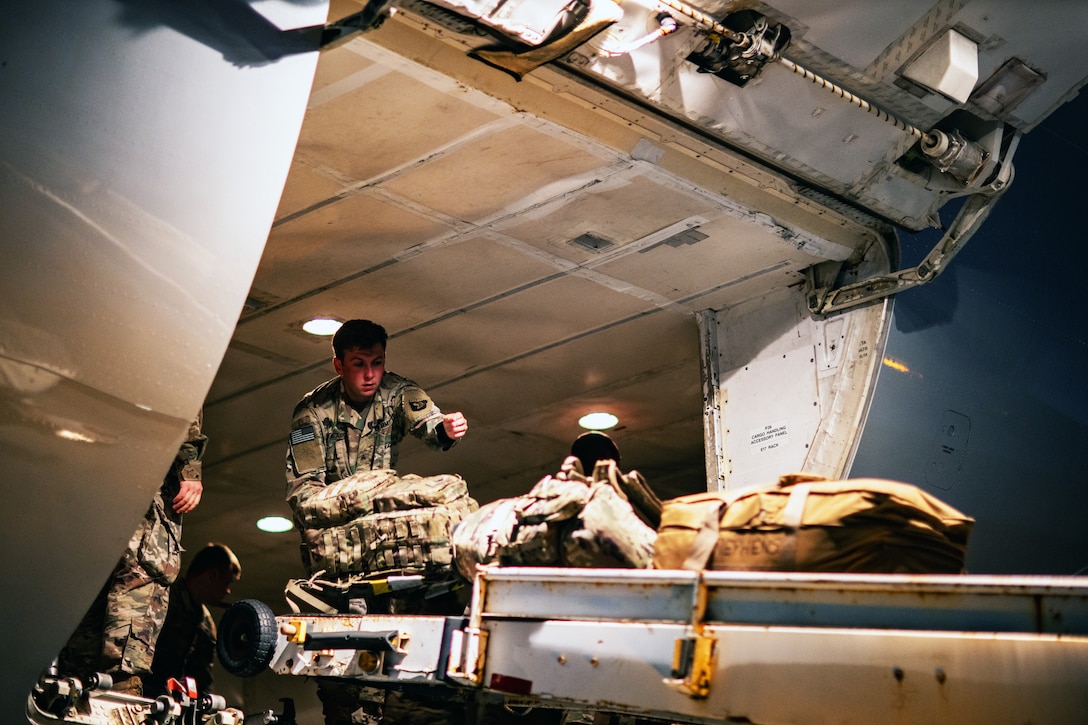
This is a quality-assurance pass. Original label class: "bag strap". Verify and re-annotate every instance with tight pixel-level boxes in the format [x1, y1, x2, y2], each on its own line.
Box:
[782, 483, 812, 529]
[556, 455, 591, 483]
[588, 459, 664, 529]
[777, 482, 812, 570]
[681, 500, 727, 571]
[285, 575, 340, 615]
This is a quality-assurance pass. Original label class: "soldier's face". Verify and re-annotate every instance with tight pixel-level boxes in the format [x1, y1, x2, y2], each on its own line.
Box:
[334, 343, 386, 403]
[209, 570, 234, 606]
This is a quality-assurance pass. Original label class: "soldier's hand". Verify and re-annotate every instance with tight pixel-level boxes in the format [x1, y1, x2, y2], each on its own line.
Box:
[442, 412, 468, 440]
[173, 479, 204, 514]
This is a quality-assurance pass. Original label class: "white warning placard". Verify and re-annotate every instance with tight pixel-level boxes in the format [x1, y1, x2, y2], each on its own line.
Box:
[751, 421, 789, 455]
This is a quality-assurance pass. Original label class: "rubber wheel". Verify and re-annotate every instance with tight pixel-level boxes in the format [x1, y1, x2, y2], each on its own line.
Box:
[217, 599, 277, 677]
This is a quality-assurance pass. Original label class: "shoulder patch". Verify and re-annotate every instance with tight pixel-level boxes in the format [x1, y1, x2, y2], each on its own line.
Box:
[290, 425, 316, 445]
[402, 386, 439, 424]
[290, 424, 325, 474]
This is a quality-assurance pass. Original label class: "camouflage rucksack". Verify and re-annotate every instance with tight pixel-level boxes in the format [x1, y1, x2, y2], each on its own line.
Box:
[293, 469, 400, 528]
[297, 471, 479, 578]
[452, 457, 660, 579]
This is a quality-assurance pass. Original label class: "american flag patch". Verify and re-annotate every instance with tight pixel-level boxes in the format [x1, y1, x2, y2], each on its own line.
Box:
[290, 425, 316, 445]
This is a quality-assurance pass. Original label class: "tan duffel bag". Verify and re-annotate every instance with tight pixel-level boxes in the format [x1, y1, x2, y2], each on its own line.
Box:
[652, 474, 974, 574]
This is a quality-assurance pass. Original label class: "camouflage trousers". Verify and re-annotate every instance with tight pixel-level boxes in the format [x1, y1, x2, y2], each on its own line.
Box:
[58, 489, 182, 677]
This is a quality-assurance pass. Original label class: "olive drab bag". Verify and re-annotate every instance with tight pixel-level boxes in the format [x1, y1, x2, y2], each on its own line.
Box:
[297, 471, 479, 578]
[452, 456, 661, 580]
[293, 469, 400, 529]
[652, 474, 974, 574]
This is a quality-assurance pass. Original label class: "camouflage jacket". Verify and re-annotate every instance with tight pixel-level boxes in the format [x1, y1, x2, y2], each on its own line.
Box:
[285, 372, 451, 509]
[163, 412, 206, 502]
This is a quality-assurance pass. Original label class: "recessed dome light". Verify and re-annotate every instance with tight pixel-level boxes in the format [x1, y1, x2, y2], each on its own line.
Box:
[257, 516, 294, 533]
[578, 412, 618, 430]
[303, 318, 342, 336]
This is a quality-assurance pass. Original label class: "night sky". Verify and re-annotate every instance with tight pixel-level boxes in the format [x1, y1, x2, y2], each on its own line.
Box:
[929, 87, 1088, 346]
[851, 87, 1088, 574]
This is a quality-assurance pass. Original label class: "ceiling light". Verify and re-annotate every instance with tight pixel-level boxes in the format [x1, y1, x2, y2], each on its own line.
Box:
[303, 318, 342, 336]
[256, 516, 293, 533]
[578, 412, 618, 430]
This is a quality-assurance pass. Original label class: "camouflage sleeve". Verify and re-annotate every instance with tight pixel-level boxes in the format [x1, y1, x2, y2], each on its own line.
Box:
[401, 382, 450, 451]
[173, 409, 207, 482]
[285, 402, 329, 509]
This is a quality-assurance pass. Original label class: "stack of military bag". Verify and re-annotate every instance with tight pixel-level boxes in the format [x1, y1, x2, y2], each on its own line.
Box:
[452, 456, 661, 579]
[293, 469, 479, 578]
[652, 473, 974, 574]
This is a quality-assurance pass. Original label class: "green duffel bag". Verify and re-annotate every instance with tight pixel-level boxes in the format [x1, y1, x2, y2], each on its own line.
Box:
[652, 474, 974, 574]
[299, 471, 479, 577]
[302, 505, 471, 578]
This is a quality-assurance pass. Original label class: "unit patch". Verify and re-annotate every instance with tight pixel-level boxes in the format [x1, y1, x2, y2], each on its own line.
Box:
[403, 388, 435, 421]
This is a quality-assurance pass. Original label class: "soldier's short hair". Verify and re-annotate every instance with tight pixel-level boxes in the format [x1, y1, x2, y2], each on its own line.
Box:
[333, 319, 388, 359]
[188, 542, 241, 580]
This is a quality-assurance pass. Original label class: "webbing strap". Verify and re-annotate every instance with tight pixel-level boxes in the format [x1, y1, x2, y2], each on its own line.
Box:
[778, 483, 812, 569]
[284, 579, 339, 615]
[782, 483, 812, 530]
[682, 501, 726, 571]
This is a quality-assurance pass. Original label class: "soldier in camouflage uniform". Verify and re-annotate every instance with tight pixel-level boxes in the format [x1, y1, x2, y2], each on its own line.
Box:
[144, 542, 241, 698]
[286, 322, 467, 511]
[58, 412, 207, 695]
[285, 320, 468, 725]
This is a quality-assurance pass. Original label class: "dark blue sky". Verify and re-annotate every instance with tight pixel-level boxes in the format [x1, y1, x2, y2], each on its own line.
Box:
[851, 87, 1088, 574]
[900, 88, 1088, 345]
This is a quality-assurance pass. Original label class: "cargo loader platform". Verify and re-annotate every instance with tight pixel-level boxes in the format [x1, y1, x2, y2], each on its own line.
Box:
[219, 567, 1088, 724]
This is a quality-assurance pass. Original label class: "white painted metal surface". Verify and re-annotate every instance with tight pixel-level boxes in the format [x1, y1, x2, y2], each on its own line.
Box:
[467, 568, 1088, 723]
[701, 284, 891, 490]
[477, 619, 1088, 724]
[269, 614, 451, 681]
[246, 566, 1088, 724]
[0, 1, 327, 720]
[476, 567, 1088, 634]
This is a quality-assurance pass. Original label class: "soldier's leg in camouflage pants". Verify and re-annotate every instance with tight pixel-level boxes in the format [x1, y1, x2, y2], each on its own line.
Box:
[103, 491, 181, 675]
[58, 490, 181, 681]
[101, 549, 172, 673]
